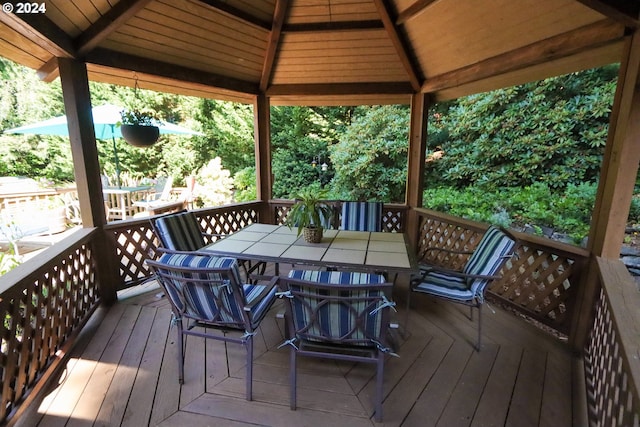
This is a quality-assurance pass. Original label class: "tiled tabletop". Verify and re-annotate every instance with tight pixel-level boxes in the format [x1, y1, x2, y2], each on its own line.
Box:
[203, 223, 417, 274]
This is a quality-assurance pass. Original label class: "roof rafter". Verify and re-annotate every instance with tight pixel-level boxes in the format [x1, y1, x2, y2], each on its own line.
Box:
[422, 19, 624, 93]
[260, 0, 288, 92]
[196, 0, 271, 30]
[372, 0, 421, 91]
[396, 0, 439, 25]
[0, 12, 75, 58]
[84, 48, 259, 95]
[75, 0, 155, 56]
[37, 0, 154, 82]
[575, 0, 640, 28]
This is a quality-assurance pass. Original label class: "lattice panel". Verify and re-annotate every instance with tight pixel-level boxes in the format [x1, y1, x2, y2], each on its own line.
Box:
[0, 240, 99, 422]
[584, 288, 640, 426]
[274, 205, 292, 225]
[382, 206, 405, 233]
[112, 223, 157, 288]
[201, 207, 259, 235]
[416, 216, 484, 270]
[490, 244, 575, 333]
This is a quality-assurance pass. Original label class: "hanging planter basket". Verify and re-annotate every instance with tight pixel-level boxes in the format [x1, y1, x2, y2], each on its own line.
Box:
[121, 124, 160, 147]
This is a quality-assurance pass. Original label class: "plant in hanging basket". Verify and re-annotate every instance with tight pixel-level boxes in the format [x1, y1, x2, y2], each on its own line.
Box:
[119, 109, 160, 147]
[285, 187, 333, 243]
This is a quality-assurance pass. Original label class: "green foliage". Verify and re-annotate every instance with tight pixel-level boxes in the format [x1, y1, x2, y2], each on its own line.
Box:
[234, 167, 257, 202]
[119, 108, 159, 125]
[424, 182, 597, 243]
[330, 105, 409, 203]
[285, 185, 334, 236]
[427, 66, 618, 191]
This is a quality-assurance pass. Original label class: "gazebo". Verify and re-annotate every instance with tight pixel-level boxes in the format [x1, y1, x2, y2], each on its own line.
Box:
[0, 1, 639, 425]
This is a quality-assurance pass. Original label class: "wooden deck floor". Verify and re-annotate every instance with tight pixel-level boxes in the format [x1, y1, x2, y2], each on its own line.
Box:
[15, 272, 575, 427]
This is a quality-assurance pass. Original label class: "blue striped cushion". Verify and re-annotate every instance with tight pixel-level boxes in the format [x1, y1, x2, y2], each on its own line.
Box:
[414, 271, 473, 301]
[287, 270, 387, 344]
[155, 211, 206, 251]
[462, 226, 515, 296]
[243, 283, 278, 328]
[340, 202, 383, 232]
[156, 253, 244, 323]
[414, 226, 514, 302]
[288, 270, 386, 285]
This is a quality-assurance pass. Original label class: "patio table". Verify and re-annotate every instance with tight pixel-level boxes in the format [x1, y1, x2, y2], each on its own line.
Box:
[103, 186, 152, 220]
[202, 223, 418, 276]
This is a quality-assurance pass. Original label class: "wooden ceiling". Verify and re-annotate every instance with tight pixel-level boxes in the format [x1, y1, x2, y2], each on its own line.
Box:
[0, 0, 636, 105]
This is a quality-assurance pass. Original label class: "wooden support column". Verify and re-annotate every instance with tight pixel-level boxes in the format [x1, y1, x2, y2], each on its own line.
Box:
[405, 93, 430, 250]
[254, 93, 273, 223]
[570, 31, 640, 351]
[58, 57, 117, 305]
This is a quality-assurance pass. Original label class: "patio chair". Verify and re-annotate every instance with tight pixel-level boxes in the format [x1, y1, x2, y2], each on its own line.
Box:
[407, 225, 516, 351]
[340, 201, 383, 232]
[149, 210, 266, 278]
[278, 270, 396, 422]
[146, 250, 278, 400]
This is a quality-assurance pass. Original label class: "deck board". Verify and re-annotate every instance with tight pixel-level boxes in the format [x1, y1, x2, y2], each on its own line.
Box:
[22, 271, 576, 427]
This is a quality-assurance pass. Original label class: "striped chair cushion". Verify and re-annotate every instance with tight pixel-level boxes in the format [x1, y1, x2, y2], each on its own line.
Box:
[413, 271, 474, 301]
[156, 252, 245, 323]
[154, 211, 206, 251]
[287, 270, 388, 345]
[413, 226, 515, 302]
[340, 202, 383, 232]
[462, 226, 515, 296]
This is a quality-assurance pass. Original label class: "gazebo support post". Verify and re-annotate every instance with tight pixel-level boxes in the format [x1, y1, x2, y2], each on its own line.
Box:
[254, 93, 274, 224]
[58, 57, 117, 306]
[570, 30, 640, 351]
[405, 93, 430, 250]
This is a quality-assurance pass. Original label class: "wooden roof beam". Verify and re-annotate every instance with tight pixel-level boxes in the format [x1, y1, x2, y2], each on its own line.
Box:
[260, 0, 288, 92]
[196, 0, 271, 30]
[84, 48, 259, 95]
[422, 19, 625, 94]
[266, 82, 413, 96]
[75, 0, 154, 56]
[396, 0, 439, 25]
[372, 0, 421, 91]
[0, 12, 75, 58]
[36, 0, 153, 82]
[575, 0, 640, 28]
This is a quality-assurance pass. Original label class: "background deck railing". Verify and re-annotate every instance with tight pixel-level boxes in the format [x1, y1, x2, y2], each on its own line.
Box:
[0, 228, 101, 422]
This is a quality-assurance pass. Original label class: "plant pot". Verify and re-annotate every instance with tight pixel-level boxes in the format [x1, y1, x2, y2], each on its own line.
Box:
[121, 124, 160, 147]
[303, 226, 323, 243]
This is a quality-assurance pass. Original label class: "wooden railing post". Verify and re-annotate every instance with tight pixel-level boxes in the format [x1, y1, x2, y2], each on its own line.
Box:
[254, 94, 273, 224]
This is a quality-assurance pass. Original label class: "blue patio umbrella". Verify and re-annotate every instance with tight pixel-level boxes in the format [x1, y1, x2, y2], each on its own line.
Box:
[4, 104, 201, 187]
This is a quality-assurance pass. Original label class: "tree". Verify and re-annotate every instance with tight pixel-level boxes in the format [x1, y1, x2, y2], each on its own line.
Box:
[330, 105, 410, 203]
[426, 66, 618, 191]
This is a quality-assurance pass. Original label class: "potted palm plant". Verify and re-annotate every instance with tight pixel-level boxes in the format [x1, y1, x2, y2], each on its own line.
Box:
[286, 187, 334, 243]
[119, 109, 160, 147]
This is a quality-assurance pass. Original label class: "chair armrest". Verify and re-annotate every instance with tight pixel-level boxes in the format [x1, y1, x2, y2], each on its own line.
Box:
[417, 265, 502, 281]
[423, 247, 474, 256]
[243, 276, 278, 312]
